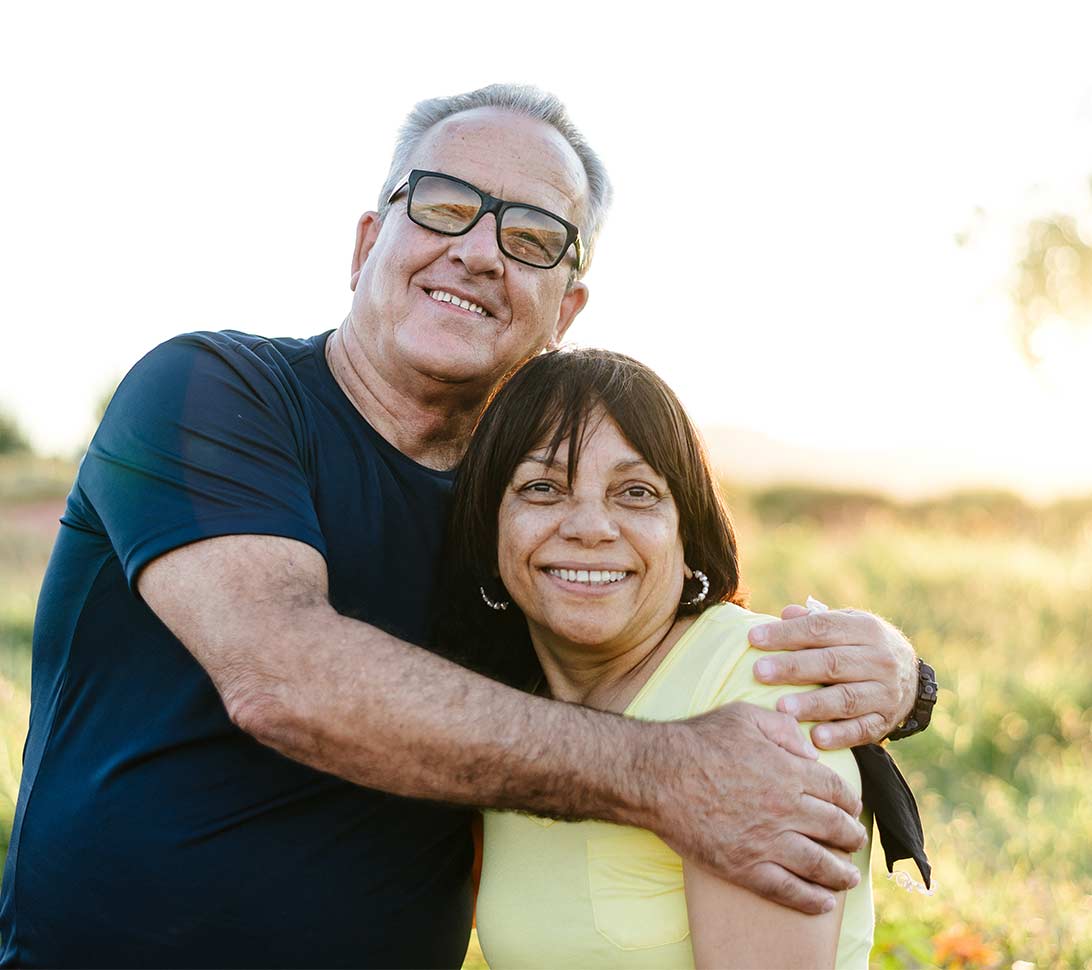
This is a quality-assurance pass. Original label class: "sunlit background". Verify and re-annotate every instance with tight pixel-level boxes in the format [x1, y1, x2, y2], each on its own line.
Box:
[2, 2, 1090, 498]
[2, 3, 1091, 968]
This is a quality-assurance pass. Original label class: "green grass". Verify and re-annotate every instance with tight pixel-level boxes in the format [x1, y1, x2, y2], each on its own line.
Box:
[1, 466, 1089, 967]
[0, 454, 78, 505]
[725, 489, 1092, 969]
[0, 519, 50, 871]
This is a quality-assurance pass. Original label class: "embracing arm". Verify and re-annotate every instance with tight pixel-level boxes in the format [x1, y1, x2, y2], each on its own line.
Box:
[140, 533, 866, 913]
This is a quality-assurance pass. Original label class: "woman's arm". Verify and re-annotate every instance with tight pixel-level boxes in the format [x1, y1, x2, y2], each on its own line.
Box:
[683, 856, 847, 969]
[682, 633, 869, 967]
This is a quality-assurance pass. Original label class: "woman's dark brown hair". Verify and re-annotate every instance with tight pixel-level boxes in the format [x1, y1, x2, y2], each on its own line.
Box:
[436, 347, 743, 690]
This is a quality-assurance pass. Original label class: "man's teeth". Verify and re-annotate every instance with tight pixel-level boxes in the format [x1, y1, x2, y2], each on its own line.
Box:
[547, 568, 628, 586]
[428, 289, 488, 316]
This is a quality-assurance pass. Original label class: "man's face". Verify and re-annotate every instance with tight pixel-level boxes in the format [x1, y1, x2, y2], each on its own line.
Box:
[348, 108, 590, 399]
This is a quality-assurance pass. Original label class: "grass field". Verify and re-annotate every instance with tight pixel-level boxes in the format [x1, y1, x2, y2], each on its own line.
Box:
[1, 460, 1089, 968]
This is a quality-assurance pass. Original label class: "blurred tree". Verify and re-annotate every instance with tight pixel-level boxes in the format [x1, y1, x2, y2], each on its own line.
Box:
[1010, 178, 1092, 362]
[94, 379, 120, 424]
[0, 410, 31, 455]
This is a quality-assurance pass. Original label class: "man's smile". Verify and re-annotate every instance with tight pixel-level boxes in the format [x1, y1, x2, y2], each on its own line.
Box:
[426, 287, 491, 318]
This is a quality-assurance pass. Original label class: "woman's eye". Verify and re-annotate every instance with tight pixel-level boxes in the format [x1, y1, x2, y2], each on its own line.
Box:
[521, 480, 561, 497]
[620, 485, 658, 501]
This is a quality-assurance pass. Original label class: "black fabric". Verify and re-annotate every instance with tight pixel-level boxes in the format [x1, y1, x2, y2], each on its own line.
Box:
[853, 743, 931, 888]
[0, 331, 473, 968]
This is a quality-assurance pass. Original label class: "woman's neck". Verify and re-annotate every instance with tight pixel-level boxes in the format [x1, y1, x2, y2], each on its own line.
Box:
[530, 614, 698, 714]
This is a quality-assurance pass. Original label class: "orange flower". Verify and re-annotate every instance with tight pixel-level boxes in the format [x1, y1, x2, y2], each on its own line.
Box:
[933, 924, 1001, 969]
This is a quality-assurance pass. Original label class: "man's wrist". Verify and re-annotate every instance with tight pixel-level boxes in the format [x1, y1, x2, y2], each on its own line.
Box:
[886, 659, 937, 741]
[609, 718, 676, 831]
[495, 702, 673, 829]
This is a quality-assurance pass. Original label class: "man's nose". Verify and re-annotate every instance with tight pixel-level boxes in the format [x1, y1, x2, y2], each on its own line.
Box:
[558, 498, 620, 546]
[447, 214, 505, 276]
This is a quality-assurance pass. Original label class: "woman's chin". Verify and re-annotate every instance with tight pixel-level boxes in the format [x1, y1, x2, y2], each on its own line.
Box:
[536, 618, 631, 651]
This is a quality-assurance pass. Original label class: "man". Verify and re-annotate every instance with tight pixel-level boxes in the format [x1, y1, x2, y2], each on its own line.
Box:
[0, 85, 924, 967]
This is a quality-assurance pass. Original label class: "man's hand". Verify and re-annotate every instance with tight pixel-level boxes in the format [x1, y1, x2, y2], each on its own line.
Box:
[748, 606, 917, 748]
[647, 702, 867, 915]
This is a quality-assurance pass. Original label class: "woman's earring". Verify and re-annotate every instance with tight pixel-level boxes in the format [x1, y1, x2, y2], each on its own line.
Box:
[681, 569, 709, 607]
[480, 585, 510, 611]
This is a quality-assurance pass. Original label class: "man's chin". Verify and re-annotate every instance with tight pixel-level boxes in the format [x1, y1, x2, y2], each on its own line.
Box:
[407, 352, 499, 392]
[396, 339, 516, 389]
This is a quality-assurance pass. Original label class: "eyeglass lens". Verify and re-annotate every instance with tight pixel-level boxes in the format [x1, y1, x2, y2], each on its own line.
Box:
[409, 175, 570, 267]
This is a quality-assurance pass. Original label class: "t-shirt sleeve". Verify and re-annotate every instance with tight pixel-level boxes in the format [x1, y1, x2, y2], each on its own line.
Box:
[77, 332, 327, 589]
[696, 619, 862, 796]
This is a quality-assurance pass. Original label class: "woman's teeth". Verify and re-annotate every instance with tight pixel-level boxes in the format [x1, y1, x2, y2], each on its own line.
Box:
[428, 289, 487, 316]
[547, 568, 628, 585]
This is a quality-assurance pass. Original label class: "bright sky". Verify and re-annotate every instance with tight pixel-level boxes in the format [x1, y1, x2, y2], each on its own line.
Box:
[3, 2, 1091, 499]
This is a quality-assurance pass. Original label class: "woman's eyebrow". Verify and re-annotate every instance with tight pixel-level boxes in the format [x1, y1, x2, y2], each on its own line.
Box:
[517, 454, 657, 473]
[519, 452, 565, 470]
[614, 458, 652, 472]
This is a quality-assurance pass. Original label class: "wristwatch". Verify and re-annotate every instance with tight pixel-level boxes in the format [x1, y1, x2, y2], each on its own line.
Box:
[886, 659, 937, 741]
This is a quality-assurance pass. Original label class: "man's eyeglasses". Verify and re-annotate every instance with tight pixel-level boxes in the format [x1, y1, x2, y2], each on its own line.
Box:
[387, 170, 584, 271]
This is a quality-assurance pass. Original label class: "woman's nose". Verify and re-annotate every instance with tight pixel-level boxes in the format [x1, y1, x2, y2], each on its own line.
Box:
[557, 498, 619, 545]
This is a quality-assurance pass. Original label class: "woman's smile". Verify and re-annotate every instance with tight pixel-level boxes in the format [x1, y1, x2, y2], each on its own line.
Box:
[542, 566, 631, 589]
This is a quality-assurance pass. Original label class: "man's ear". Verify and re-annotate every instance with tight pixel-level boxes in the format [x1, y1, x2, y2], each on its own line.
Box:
[548, 281, 589, 348]
[350, 211, 382, 291]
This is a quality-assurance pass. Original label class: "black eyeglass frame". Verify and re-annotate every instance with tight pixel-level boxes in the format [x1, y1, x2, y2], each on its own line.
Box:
[387, 169, 585, 271]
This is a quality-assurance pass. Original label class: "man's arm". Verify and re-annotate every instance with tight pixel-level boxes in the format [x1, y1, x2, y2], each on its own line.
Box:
[749, 604, 919, 748]
[140, 533, 866, 915]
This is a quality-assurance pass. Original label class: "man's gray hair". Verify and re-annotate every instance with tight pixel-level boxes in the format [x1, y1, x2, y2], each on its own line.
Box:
[378, 83, 613, 278]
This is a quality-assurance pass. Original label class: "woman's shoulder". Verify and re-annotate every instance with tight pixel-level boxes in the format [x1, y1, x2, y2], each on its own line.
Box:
[690, 607, 864, 796]
[683, 603, 853, 722]
[683, 603, 783, 714]
[693, 602, 779, 639]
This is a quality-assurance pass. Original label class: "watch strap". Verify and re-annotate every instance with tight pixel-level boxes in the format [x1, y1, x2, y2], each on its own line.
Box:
[887, 659, 937, 741]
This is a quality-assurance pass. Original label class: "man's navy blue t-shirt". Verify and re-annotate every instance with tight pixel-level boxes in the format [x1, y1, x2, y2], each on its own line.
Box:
[0, 331, 473, 969]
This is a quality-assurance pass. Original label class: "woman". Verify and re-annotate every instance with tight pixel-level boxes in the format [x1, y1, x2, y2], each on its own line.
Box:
[441, 347, 874, 968]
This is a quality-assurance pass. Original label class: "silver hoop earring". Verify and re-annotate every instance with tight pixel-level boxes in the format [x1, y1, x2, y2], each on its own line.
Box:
[681, 569, 709, 607]
[480, 586, 509, 611]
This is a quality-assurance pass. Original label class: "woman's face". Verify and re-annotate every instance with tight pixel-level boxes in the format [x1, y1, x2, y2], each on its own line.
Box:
[497, 409, 688, 653]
